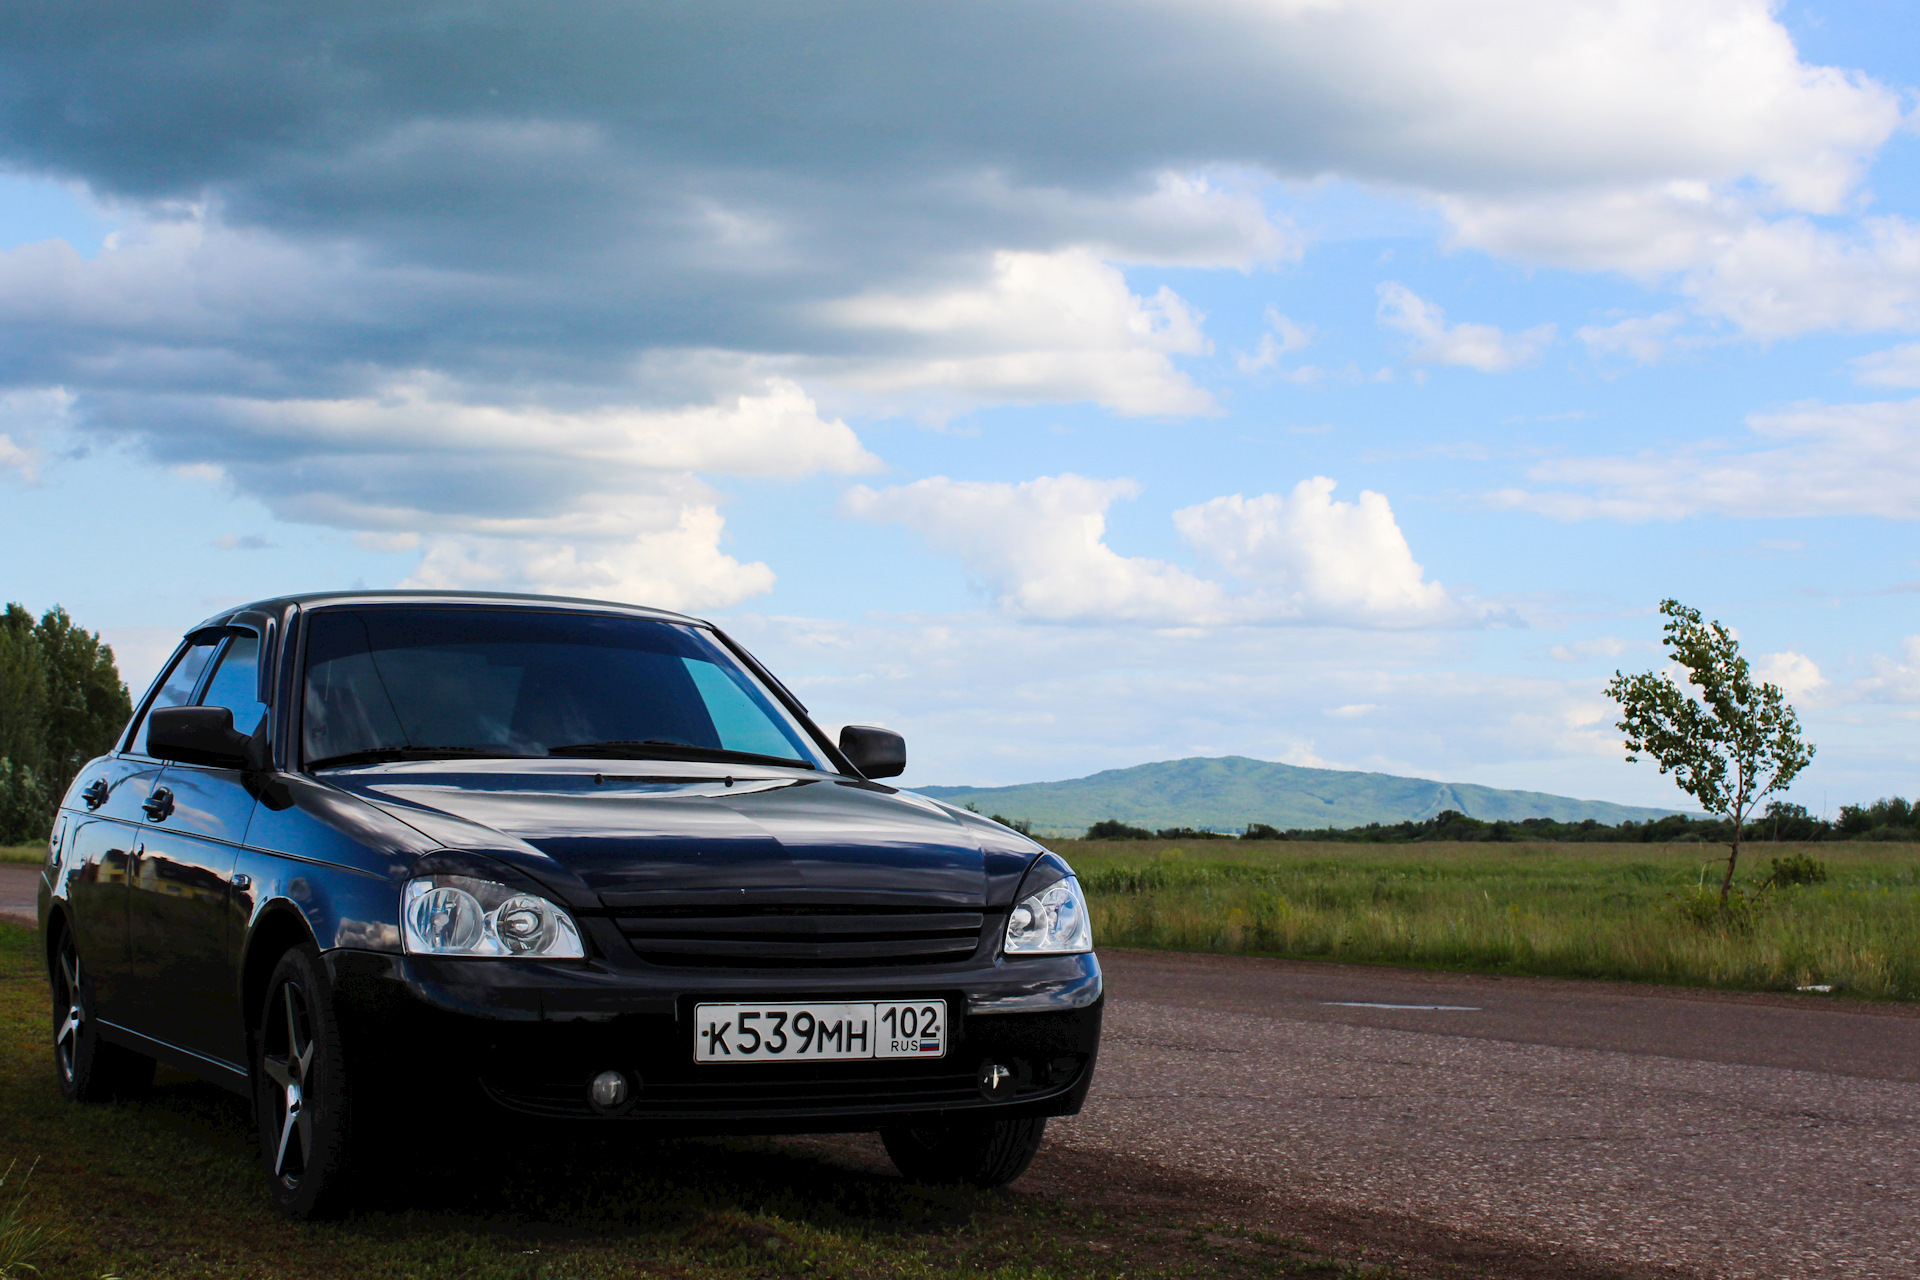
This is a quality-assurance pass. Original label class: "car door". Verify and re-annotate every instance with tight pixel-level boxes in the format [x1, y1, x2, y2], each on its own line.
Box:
[123, 628, 267, 1068]
[64, 638, 222, 1024]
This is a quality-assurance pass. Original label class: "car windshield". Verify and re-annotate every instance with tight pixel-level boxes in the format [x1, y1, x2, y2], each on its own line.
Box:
[300, 607, 827, 770]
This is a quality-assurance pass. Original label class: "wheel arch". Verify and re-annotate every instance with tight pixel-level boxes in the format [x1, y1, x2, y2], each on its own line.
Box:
[43, 901, 72, 974]
[241, 903, 321, 1039]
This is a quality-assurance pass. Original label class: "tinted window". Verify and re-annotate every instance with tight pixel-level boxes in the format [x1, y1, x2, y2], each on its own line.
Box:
[300, 609, 824, 768]
[199, 633, 269, 736]
[128, 640, 220, 756]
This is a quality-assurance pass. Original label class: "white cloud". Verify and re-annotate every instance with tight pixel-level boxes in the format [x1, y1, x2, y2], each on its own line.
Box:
[1549, 637, 1631, 663]
[1491, 397, 1920, 521]
[1682, 216, 1920, 340]
[0, 433, 38, 483]
[1852, 342, 1920, 388]
[844, 473, 1464, 628]
[1578, 312, 1686, 365]
[1854, 637, 1920, 705]
[1174, 478, 1461, 625]
[725, 611, 1670, 803]
[0, 386, 75, 483]
[1377, 284, 1555, 372]
[403, 505, 776, 614]
[1235, 309, 1313, 374]
[820, 249, 1214, 417]
[841, 474, 1225, 624]
[1755, 650, 1827, 700]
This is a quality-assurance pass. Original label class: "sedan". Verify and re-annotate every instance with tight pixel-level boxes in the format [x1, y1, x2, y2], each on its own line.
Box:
[38, 591, 1100, 1218]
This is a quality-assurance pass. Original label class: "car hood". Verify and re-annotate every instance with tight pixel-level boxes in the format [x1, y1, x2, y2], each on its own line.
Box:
[322, 759, 1039, 909]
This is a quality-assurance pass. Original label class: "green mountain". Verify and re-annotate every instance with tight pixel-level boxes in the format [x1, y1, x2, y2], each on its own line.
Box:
[915, 755, 1684, 836]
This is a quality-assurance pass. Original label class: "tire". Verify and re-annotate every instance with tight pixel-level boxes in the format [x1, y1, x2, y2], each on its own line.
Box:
[881, 1116, 1047, 1189]
[254, 946, 358, 1219]
[50, 927, 154, 1103]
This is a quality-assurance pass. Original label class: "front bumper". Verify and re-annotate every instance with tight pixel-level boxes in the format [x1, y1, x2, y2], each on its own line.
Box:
[326, 949, 1102, 1133]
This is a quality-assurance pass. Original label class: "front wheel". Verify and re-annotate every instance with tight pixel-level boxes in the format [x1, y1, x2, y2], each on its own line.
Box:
[50, 928, 153, 1102]
[255, 946, 358, 1219]
[882, 1116, 1047, 1189]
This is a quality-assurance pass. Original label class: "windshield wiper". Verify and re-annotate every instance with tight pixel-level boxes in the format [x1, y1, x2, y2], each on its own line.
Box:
[306, 746, 539, 770]
[546, 740, 813, 769]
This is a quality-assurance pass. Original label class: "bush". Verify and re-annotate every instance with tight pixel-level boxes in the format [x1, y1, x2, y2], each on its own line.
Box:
[0, 759, 49, 846]
[1084, 818, 1155, 840]
[988, 813, 1032, 836]
[1763, 852, 1830, 887]
[1674, 884, 1760, 933]
[1241, 823, 1284, 840]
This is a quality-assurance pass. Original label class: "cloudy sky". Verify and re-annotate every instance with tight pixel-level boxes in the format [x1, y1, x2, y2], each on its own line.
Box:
[6, 0, 1920, 811]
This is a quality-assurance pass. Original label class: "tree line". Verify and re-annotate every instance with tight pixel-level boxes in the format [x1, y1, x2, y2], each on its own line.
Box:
[0, 604, 132, 844]
[1072, 801, 1917, 845]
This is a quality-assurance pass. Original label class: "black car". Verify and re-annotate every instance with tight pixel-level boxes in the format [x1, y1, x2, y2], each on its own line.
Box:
[37, 591, 1101, 1217]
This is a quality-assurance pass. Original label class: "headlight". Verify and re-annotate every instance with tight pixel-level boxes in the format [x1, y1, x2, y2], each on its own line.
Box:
[401, 875, 586, 958]
[1003, 875, 1093, 955]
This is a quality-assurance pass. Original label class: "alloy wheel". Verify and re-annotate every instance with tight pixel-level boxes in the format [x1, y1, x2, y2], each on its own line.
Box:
[260, 981, 318, 1186]
[53, 939, 84, 1086]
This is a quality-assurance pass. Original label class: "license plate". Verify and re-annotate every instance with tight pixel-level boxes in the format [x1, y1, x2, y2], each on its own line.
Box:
[693, 1000, 946, 1062]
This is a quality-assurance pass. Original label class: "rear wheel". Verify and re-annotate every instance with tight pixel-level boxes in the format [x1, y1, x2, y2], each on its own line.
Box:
[50, 928, 153, 1102]
[882, 1116, 1047, 1189]
[255, 946, 358, 1219]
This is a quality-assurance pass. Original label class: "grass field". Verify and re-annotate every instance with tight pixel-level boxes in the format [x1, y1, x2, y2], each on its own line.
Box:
[0, 923, 1387, 1280]
[1056, 838, 1920, 1000]
[0, 845, 42, 865]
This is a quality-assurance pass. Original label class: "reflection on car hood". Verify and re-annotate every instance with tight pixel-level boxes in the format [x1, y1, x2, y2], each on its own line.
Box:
[322, 759, 1036, 908]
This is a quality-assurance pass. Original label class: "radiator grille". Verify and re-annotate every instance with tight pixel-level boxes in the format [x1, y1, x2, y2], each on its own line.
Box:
[614, 905, 987, 968]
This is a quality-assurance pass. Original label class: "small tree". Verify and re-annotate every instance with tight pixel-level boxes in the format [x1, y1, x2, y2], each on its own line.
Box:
[1606, 599, 1815, 902]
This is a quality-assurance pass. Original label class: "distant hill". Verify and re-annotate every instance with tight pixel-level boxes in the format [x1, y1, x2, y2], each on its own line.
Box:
[915, 756, 1685, 836]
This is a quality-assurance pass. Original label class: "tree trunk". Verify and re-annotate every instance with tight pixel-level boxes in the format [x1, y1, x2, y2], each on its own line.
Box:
[1720, 824, 1741, 903]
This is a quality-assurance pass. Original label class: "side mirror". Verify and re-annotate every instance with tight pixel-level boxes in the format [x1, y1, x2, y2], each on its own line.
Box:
[838, 724, 906, 780]
[148, 706, 254, 770]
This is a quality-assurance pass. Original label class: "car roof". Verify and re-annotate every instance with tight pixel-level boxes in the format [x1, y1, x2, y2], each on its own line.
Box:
[188, 589, 708, 635]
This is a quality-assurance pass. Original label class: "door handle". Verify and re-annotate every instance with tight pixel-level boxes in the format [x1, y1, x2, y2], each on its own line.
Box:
[142, 788, 174, 822]
[231, 873, 252, 891]
[82, 779, 109, 810]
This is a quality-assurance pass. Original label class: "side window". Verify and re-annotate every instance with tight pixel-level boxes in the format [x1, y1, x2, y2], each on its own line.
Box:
[198, 633, 269, 737]
[127, 640, 221, 757]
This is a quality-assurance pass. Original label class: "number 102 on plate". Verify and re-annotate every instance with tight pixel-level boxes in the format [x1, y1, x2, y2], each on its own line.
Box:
[693, 1000, 946, 1062]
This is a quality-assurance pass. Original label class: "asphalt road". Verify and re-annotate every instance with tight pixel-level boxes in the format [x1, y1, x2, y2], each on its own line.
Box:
[0, 862, 37, 927]
[6, 864, 1914, 1276]
[1058, 949, 1920, 1280]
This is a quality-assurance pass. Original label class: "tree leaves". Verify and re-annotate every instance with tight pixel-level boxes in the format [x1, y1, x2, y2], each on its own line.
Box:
[1606, 599, 1815, 900]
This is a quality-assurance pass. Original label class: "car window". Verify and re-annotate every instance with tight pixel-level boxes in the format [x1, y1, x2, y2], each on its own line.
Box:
[199, 633, 269, 737]
[301, 608, 826, 768]
[127, 639, 221, 757]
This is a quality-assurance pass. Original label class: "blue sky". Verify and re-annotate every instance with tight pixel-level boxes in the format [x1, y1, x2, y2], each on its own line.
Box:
[6, 1, 1920, 814]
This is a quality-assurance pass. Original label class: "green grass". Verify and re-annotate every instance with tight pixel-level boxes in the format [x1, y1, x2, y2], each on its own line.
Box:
[0, 922, 1383, 1280]
[1057, 838, 1920, 1000]
[0, 846, 43, 866]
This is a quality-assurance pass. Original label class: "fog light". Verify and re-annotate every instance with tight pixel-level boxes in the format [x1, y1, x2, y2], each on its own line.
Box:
[589, 1069, 630, 1113]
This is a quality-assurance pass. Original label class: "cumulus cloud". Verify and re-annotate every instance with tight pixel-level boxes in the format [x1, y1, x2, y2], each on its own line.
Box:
[819, 249, 1214, 417]
[0, 0, 1907, 583]
[1377, 284, 1555, 372]
[1851, 342, 1920, 388]
[726, 611, 1656, 800]
[1174, 479, 1459, 625]
[403, 506, 776, 615]
[1854, 637, 1920, 704]
[1235, 309, 1313, 375]
[1755, 650, 1827, 700]
[1491, 397, 1920, 521]
[842, 475, 1225, 624]
[1578, 312, 1686, 365]
[844, 473, 1463, 627]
